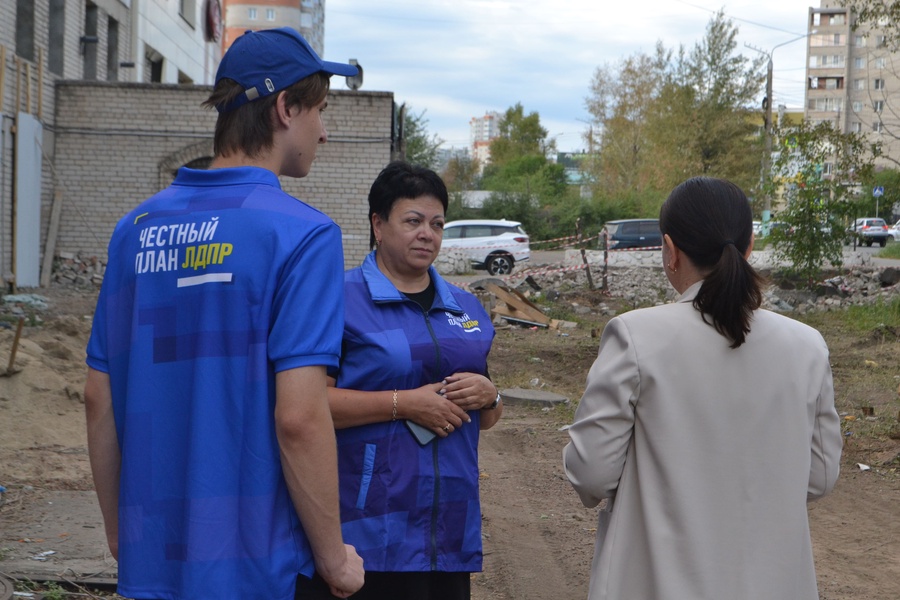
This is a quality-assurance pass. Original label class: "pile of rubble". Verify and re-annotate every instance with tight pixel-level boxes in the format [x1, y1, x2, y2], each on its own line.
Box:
[50, 253, 105, 288]
[506, 262, 900, 315]
[24, 252, 900, 317]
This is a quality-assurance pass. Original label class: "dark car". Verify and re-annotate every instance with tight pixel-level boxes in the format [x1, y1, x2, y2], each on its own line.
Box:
[603, 219, 662, 250]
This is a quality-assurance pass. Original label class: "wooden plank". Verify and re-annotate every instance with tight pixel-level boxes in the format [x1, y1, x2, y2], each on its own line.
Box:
[491, 305, 549, 328]
[0, 46, 6, 115]
[40, 189, 64, 287]
[483, 282, 550, 325]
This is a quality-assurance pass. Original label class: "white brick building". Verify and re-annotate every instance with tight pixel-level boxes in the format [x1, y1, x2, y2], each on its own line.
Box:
[1, 0, 393, 289]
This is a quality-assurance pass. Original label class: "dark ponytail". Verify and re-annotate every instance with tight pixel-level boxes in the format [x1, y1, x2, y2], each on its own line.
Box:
[659, 177, 763, 348]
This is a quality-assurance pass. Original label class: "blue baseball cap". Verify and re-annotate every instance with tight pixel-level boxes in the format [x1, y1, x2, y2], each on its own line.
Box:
[214, 28, 359, 113]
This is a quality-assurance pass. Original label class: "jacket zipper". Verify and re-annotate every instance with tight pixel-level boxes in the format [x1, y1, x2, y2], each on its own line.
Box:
[423, 308, 442, 571]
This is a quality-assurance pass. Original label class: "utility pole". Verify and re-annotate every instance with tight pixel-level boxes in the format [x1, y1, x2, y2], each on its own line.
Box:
[746, 33, 811, 235]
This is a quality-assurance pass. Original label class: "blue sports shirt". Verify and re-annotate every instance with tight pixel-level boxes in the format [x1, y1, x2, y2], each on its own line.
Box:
[86, 167, 344, 600]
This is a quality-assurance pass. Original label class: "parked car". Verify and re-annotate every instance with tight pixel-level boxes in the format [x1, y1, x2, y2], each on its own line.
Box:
[889, 220, 900, 242]
[846, 218, 891, 247]
[441, 219, 530, 275]
[602, 219, 662, 250]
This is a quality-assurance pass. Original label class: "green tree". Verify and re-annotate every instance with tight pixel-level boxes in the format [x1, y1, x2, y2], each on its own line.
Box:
[669, 11, 766, 190]
[487, 103, 555, 168]
[585, 45, 669, 199]
[840, 1, 900, 46]
[584, 11, 766, 213]
[442, 155, 480, 192]
[859, 168, 900, 221]
[440, 156, 481, 221]
[765, 121, 879, 286]
[401, 105, 443, 170]
[479, 104, 571, 231]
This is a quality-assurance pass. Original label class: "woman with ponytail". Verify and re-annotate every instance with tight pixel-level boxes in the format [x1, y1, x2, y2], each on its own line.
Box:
[564, 177, 843, 600]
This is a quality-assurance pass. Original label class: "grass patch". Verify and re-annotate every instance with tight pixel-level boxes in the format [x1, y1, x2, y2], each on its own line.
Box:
[876, 241, 900, 259]
[845, 297, 900, 333]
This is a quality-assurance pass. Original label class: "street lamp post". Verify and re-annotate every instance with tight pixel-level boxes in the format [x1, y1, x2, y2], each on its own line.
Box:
[746, 33, 813, 233]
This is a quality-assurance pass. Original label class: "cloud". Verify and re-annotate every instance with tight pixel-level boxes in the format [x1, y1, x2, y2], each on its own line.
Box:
[325, 0, 813, 153]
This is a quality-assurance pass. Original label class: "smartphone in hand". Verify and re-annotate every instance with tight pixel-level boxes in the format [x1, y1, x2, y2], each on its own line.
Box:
[405, 420, 437, 446]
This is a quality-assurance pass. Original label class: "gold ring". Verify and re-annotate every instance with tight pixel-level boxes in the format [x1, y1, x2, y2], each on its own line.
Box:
[442, 424, 451, 433]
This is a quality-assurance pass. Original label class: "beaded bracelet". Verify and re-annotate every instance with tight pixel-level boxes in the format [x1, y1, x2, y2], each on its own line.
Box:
[391, 389, 398, 421]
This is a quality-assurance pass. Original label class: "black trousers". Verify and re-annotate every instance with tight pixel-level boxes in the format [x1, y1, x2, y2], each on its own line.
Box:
[296, 571, 471, 600]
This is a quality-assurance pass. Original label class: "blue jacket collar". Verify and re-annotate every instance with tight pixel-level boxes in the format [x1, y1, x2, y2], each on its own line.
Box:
[360, 251, 464, 314]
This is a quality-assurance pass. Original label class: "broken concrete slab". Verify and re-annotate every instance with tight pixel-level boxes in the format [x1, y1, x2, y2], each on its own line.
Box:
[500, 387, 569, 407]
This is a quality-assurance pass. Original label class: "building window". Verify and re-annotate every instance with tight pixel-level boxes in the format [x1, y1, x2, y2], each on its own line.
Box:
[874, 121, 884, 133]
[266, 8, 275, 20]
[854, 57, 865, 69]
[854, 35, 866, 47]
[15, 0, 35, 61]
[180, 0, 196, 27]
[874, 57, 885, 69]
[810, 33, 844, 46]
[809, 97, 843, 112]
[852, 101, 863, 112]
[851, 122, 862, 133]
[809, 55, 845, 68]
[812, 13, 821, 26]
[828, 14, 846, 25]
[874, 100, 884, 113]
[812, 77, 843, 90]
[854, 78, 865, 90]
[83, 2, 99, 80]
[248, 8, 257, 20]
[48, 0, 65, 74]
[107, 17, 119, 81]
[822, 162, 833, 176]
[876, 35, 887, 48]
[874, 78, 885, 90]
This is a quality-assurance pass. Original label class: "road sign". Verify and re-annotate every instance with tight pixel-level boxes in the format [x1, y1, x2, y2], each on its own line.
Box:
[873, 186, 884, 197]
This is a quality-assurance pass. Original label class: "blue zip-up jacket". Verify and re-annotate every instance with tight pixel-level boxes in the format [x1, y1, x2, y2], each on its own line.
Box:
[331, 251, 495, 572]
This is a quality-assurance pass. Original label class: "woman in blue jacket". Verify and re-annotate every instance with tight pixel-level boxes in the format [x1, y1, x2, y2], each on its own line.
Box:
[323, 161, 502, 600]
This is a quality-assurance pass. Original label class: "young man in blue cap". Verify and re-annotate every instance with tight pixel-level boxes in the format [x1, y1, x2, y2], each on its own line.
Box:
[85, 28, 364, 599]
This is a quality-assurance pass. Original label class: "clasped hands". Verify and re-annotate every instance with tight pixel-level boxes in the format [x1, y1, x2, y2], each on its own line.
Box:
[407, 372, 495, 438]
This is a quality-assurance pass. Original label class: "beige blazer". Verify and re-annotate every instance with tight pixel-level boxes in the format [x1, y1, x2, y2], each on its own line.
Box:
[564, 282, 842, 600]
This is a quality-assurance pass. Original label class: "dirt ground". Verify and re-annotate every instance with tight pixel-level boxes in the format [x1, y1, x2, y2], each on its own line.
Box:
[0, 281, 898, 599]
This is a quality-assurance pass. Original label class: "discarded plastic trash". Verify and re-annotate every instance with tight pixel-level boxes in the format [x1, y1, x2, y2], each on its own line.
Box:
[857, 463, 871, 471]
[31, 550, 57, 561]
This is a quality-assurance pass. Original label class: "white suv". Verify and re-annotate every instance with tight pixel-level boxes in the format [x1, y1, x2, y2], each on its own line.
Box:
[441, 219, 530, 275]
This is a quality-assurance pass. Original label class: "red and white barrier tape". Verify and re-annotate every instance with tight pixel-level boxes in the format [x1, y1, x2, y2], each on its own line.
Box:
[530, 234, 580, 246]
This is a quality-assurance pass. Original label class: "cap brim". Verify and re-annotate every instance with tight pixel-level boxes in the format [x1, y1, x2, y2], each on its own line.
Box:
[321, 60, 359, 77]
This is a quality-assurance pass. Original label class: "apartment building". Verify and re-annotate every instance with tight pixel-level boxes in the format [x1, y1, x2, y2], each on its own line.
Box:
[805, 0, 900, 169]
[470, 111, 500, 171]
[222, 0, 324, 55]
[10, 0, 222, 85]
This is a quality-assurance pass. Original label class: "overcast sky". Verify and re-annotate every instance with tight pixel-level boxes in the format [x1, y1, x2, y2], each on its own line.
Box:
[323, 0, 818, 153]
